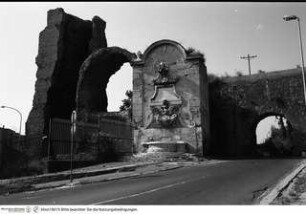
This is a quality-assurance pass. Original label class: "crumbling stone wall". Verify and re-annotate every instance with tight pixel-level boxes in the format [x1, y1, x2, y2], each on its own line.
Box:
[209, 68, 306, 156]
[75, 47, 136, 122]
[26, 8, 107, 159]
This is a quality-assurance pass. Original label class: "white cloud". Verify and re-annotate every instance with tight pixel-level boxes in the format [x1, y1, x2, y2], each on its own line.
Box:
[256, 24, 264, 31]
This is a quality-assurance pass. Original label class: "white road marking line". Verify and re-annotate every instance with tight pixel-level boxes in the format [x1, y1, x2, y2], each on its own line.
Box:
[23, 196, 40, 200]
[91, 176, 206, 205]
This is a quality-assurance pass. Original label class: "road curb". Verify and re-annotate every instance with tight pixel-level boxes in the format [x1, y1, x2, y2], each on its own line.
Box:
[258, 159, 306, 205]
[76, 165, 182, 186]
[0, 162, 163, 195]
[0, 162, 156, 186]
[27, 165, 183, 194]
[0, 160, 217, 195]
[0, 162, 183, 195]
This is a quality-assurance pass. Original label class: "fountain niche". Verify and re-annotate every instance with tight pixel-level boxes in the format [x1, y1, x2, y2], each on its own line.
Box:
[143, 61, 185, 152]
[132, 40, 210, 155]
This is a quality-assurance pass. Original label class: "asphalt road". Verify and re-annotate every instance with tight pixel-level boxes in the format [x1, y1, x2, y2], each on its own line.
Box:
[0, 158, 302, 205]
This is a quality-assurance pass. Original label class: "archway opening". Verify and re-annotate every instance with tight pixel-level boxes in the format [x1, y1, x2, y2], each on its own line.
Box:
[106, 63, 132, 112]
[75, 47, 136, 122]
[255, 114, 293, 157]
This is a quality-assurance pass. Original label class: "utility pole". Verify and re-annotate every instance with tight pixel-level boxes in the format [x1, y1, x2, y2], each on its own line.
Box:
[240, 54, 257, 75]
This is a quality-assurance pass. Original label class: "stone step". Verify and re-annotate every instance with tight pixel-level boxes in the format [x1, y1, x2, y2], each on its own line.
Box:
[131, 152, 198, 162]
[141, 141, 187, 153]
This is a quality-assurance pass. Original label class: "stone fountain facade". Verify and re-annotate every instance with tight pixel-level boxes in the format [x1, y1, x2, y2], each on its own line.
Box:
[132, 40, 210, 155]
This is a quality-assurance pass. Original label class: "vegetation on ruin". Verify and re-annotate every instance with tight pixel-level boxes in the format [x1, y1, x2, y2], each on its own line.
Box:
[119, 90, 133, 121]
[235, 71, 243, 77]
[255, 116, 306, 157]
[185, 47, 205, 58]
[258, 69, 265, 74]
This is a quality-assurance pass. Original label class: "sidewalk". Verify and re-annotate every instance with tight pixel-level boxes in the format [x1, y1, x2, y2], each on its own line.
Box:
[31, 162, 187, 192]
[0, 153, 218, 195]
[258, 159, 306, 205]
[271, 160, 306, 205]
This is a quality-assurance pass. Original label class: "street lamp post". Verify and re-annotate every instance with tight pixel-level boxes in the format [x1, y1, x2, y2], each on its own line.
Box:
[284, 15, 306, 105]
[1, 105, 22, 136]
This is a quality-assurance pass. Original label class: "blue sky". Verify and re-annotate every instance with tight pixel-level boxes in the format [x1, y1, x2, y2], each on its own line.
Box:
[1, 2, 306, 134]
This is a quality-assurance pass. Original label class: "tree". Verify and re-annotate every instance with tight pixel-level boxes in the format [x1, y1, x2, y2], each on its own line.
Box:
[277, 115, 287, 138]
[207, 73, 220, 82]
[258, 116, 293, 156]
[119, 90, 133, 121]
[258, 69, 265, 74]
[235, 71, 243, 77]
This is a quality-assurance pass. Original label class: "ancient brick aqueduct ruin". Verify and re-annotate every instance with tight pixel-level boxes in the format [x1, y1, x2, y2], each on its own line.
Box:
[24, 8, 306, 165]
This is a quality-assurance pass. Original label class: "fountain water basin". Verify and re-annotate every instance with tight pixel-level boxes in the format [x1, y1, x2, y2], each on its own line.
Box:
[141, 140, 186, 153]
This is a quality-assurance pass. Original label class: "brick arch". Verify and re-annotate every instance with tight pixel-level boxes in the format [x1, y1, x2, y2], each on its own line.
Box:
[249, 99, 297, 151]
[75, 47, 136, 121]
[209, 68, 306, 157]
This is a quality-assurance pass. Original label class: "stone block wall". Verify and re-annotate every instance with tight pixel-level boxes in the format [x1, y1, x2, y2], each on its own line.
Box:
[199, 60, 210, 155]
